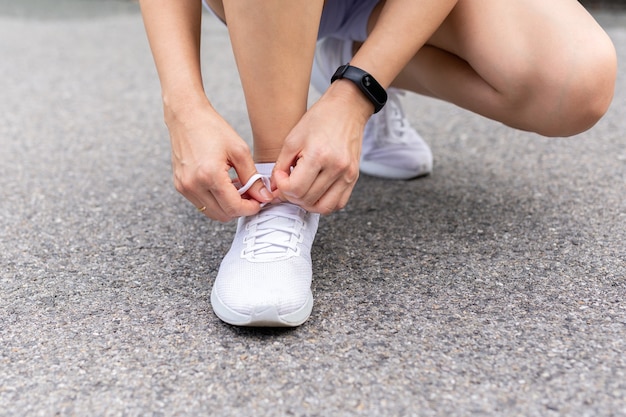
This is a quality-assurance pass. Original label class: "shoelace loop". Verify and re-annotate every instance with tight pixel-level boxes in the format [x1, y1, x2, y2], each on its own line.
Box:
[236, 173, 271, 208]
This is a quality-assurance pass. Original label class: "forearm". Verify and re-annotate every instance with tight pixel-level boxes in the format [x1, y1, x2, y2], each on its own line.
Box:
[351, 0, 457, 87]
[139, 0, 209, 120]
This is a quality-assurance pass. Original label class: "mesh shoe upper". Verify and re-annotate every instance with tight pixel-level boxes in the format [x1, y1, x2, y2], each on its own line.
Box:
[211, 198, 319, 326]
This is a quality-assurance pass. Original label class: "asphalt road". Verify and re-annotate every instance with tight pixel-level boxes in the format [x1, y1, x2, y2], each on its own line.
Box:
[1, 2, 625, 416]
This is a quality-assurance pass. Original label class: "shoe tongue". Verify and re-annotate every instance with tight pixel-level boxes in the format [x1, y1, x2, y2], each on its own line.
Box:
[262, 202, 303, 217]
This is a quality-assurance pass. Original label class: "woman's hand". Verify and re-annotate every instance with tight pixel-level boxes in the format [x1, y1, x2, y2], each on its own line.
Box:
[272, 80, 373, 215]
[166, 101, 272, 222]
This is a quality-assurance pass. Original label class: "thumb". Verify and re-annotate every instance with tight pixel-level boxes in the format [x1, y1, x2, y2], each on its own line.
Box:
[237, 172, 273, 204]
[272, 142, 299, 197]
[229, 147, 273, 204]
[271, 168, 291, 201]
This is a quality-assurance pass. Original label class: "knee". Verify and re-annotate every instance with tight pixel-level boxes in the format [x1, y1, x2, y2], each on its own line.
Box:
[550, 38, 616, 137]
[507, 34, 617, 137]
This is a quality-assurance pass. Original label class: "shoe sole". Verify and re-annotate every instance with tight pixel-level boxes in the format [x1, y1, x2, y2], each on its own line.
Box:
[210, 287, 314, 327]
[360, 159, 432, 180]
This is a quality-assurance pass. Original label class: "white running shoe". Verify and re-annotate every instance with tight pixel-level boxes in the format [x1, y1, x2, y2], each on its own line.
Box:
[211, 197, 320, 327]
[312, 37, 433, 180]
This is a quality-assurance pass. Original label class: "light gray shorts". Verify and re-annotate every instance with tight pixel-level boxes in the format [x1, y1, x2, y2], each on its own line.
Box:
[202, 0, 379, 42]
[318, 0, 379, 41]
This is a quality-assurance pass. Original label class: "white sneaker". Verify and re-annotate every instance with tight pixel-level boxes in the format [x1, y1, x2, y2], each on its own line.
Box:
[211, 199, 320, 327]
[360, 89, 433, 179]
[312, 37, 433, 180]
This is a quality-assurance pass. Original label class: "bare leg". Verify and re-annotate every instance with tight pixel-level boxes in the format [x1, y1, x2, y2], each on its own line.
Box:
[220, 0, 324, 162]
[365, 0, 617, 137]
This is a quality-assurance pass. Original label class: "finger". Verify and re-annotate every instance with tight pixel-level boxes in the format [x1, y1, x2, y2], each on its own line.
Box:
[270, 169, 290, 202]
[272, 135, 302, 191]
[292, 166, 338, 207]
[190, 174, 262, 222]
[274, 140, 299, 173]
[307, 178, 355, 215]
[211, 178, 264, 218]
[236, 172, 273, 205]
[228, 148, 273, 206]
[188, 192, 233, 222]
[174, 171, 236, 222]
[292, 158, 358, 213]
[273, 155, 322, 203]
[287, 151, 359, 209]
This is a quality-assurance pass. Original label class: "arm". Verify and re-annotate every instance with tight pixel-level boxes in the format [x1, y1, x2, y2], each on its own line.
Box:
[140, 0, 205, 115]
[139, 0, 271, 222]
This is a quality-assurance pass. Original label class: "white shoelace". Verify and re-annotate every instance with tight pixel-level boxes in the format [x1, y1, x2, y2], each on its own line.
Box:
[236, 173, 268, 196]
[237, 174, 306, 261]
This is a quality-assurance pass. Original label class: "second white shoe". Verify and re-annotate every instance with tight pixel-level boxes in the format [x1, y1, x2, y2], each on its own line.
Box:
[211, 200, 320, 327]
[360, 88, 433, 180]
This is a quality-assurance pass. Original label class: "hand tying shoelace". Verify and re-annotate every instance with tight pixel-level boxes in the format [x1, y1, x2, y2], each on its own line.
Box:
[235, 173, 307, 261]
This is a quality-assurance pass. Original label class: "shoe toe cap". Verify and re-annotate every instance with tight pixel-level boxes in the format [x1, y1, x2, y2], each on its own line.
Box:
[213, 259, 312, 316]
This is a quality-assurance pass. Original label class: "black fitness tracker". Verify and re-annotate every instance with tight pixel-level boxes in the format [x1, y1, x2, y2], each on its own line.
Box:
[331, 64, 387, 113]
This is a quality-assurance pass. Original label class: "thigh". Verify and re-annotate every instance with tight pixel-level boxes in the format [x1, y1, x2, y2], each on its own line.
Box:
[429, 0, 614, 94]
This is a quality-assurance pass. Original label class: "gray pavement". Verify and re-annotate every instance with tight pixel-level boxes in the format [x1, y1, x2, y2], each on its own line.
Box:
[1, 2, 625, 416]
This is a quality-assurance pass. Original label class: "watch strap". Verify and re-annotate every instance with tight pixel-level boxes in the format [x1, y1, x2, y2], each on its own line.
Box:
[331, 64, 387, 114]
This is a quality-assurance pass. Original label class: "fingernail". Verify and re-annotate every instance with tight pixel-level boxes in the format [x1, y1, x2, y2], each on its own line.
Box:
[260, 187, 272, 201]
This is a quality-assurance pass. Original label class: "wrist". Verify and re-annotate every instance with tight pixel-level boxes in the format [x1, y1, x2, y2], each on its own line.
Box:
[331, 64, 387, 113]
[324, 79, 375, 122]
[163, 90, 213, 127]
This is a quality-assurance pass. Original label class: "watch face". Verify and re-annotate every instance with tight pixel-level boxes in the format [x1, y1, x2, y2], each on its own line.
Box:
[361, 74, 386, 102]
